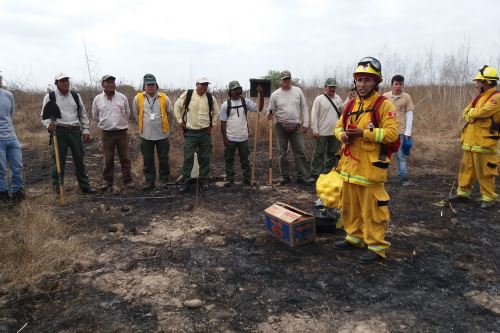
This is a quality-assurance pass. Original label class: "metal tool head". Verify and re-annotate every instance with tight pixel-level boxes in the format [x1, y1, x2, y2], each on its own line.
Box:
[42, 100, 62, 121]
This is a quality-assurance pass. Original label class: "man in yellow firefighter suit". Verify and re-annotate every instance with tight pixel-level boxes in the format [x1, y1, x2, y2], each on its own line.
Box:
[333, 57, 399, 264]
[449, 66, 500, 209]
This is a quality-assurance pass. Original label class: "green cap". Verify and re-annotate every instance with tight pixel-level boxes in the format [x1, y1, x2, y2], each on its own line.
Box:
[228, 80, 242, 90]
[143, 73, 157, 84]
[280, 70, 292, 80]
[325, 78, 338, 87]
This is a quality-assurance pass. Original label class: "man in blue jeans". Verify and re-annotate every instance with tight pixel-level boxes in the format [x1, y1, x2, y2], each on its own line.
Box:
[0, 75, 24, 206]
[383, 75, 414, 186]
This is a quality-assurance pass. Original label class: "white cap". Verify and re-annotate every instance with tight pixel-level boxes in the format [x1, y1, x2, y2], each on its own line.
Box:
[196, 77, 210, 84]
[54, 73, 70, 81]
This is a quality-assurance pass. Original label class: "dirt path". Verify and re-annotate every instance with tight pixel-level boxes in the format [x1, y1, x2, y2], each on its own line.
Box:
[1, 142, 499, 333]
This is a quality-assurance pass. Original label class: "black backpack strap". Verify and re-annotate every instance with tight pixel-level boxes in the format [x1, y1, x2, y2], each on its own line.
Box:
[241, 97, 248, 118]
[70, 91, 82, 121]
[49, 91, 56, 103]
[226, 98, 232, 119]
[183, 89, 194, 124]
[206, 92, 213, 127]
[323, 93, 341, 118]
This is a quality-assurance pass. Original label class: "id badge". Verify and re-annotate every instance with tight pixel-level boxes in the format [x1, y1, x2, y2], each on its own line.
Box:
[150, 113, 155, 120]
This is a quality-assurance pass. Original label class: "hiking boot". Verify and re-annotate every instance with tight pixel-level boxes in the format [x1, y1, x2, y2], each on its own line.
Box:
[297, 177, 315, 185]
[81, 187, 97, 194]
[224, 181, 234, 188]
[359, 251, 383, 264]
[100, 182, 113, 192]
[480, 201, 495, 210]
[142, 182, 155, 191]
[11, 189, 25, 204]
[448, 194, 470, 202]
[180, 181, 192, 194]
[334, 240, 361, 250]
[278, 176, 291, 185]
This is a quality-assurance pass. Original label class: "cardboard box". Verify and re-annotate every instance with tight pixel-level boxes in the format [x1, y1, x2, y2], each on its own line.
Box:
[263, 202, 316, 247]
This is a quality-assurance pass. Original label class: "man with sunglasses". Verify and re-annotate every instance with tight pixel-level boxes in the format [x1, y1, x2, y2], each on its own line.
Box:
[449, 66, 500, 210]
[333, 57, 399, 264]
[174, 77, 220, 194]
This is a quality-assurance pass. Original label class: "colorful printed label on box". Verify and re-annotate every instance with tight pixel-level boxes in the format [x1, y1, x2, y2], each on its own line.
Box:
[292, 221, 315, 245]
[264, 215, 291, 245]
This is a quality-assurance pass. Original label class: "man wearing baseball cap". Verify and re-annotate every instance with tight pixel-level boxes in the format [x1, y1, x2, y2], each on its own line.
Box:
[41, 73, 96, 195]
[310, 78, 343, 178]
[174, 77, 220, 194]
[268, 70, 314, 185]
[219, 80, 258, 187]
[92, 75, 132, 191]
[132, 73, 174, 190]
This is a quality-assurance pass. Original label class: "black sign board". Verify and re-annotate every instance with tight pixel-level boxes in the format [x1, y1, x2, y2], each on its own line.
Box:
[249, 79, 272, 97]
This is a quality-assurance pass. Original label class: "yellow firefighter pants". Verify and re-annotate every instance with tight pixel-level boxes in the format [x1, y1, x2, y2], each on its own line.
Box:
[457, 150, 499, 202]
[342, 182, 391, 257]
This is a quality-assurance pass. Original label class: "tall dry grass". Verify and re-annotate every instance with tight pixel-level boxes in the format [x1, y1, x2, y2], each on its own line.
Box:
[0, 200, 84, 289]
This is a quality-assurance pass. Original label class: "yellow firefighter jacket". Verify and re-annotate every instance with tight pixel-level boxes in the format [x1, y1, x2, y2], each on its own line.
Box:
[334, 92, 399, 186]
[461, 88, 500, 153]
[136, 92, 170, 133]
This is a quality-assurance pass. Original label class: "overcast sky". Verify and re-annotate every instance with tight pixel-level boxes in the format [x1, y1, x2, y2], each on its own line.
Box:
[1, 0, 499, 90]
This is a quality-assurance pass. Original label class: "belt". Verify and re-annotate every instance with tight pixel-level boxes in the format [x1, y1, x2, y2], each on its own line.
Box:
[56, 125, 81, 130]
[103, 128, 128, 133]
[186, 127, 209, 132]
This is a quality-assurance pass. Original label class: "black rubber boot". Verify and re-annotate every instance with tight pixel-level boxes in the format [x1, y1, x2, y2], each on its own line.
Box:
[334, 240, 362, 250]
[359, 251, 383, 264]
[11, 189, 25, 204]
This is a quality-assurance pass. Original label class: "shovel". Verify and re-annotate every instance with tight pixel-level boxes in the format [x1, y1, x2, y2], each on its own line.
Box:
[42, 100, 64, 203]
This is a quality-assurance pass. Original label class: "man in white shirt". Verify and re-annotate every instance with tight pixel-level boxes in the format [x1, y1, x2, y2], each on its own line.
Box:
[92, 75, 132, 191]
[220, 80, 258, 187]
[132, 74, 174, 190]
[310, 78, 343, 178]
[383, 75, 415, 186]
[268, 70, 314, 185]
[41, 73, 96, 195]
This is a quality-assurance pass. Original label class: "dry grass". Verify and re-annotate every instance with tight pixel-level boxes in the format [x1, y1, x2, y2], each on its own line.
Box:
[0, 199, 84, 289]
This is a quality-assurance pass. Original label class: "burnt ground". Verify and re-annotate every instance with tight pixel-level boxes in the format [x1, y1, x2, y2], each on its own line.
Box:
[1, 137, 499, 333]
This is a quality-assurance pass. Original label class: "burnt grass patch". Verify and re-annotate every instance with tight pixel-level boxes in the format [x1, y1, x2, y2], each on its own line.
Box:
[1, 142, 499, 332]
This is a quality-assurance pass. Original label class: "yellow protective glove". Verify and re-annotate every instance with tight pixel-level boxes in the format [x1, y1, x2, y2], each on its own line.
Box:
[463, 108, 475, 122]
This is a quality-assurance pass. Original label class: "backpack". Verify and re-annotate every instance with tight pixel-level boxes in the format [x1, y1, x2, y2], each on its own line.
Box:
[49, 90, 83, 122]
[226, 97, 248, 119]
[183, 89, 214, 127]
[343, 96, 401, 159]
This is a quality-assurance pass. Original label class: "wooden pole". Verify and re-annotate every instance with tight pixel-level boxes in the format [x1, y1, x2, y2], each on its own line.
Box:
[268, 117, 273, 186]
[251, 91, 263, 185]
[52, 131, 64, 204]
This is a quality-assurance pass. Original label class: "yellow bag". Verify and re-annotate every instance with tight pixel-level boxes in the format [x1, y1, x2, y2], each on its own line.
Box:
[316, 170, 343, 209]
